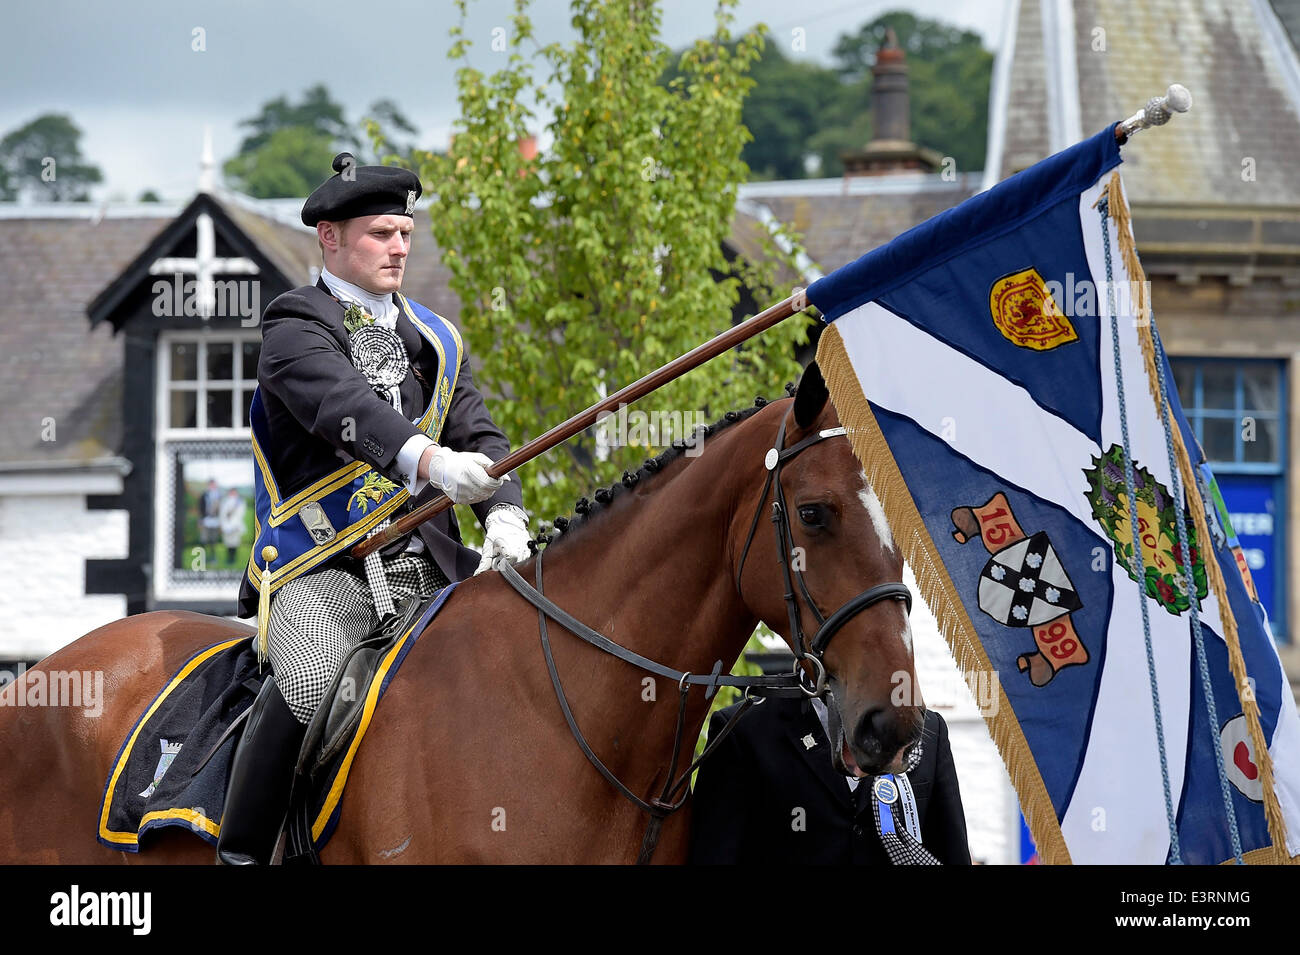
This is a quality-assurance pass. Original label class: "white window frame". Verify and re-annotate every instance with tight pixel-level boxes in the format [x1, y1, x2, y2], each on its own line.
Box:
[152, 328, 261, 603]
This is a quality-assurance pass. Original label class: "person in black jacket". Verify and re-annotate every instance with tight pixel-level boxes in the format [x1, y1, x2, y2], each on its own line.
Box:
[690, 696, 971, 865]
[217, 152, 529, 864]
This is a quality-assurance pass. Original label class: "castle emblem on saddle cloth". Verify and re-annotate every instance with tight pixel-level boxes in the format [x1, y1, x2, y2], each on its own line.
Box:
[988, 267, 1079, 351]
[951, 493, 1088, 687]
[138, 738, 182, 799]
[1084, 443, 1208, 617]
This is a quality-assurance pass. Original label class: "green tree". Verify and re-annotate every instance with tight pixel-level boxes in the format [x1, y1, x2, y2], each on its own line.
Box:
[224, 125, 339, 198]
[224, 85, 358, 198]
[732, 44, 846, 181]
[664, 42, 842, 181]
[363, 99, 425, 166]
[699, 10, 993, 180]
[0, 114, 103, 201]
[414, 0, 806, 533]
[227, 87, 435, 197]
[233, 83, 357, 155]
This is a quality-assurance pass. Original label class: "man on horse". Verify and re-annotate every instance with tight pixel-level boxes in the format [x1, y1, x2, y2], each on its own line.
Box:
[217, 152, 530, 864]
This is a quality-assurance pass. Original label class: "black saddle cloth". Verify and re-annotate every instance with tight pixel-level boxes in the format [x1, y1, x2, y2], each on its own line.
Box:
[98, 583, 458, 856]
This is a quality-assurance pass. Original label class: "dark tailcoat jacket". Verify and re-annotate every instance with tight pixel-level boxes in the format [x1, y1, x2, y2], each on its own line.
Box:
[689, 698, 972, 865]
[236, 278, 523, 618]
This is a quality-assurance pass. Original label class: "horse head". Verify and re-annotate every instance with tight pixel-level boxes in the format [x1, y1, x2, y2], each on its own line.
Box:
[734, 361, 923, 778]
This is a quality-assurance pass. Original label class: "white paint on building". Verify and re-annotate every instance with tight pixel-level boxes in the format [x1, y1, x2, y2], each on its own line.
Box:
[0, 493, 128, 660]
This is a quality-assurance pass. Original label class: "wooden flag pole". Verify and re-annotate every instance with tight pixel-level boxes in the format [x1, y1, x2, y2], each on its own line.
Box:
[351, 289, 810, 559]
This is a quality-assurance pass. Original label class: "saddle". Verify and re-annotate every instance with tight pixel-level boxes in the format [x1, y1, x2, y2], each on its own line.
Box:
[98, 585, 457, 858]
[303, 594, 427, 779]
[280, 595, 430, 863]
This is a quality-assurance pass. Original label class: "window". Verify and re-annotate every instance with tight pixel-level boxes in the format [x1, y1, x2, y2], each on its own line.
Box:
[1170, 360, 1284, 469]
[1170, 357, 1287, 640]
[154, 332, 260, 604]
[164, 336, 260, 430]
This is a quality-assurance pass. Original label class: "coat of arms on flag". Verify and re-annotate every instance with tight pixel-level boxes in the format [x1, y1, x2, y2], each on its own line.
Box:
[806, 122, 1300, 865]
[951, 493, 1086, 687]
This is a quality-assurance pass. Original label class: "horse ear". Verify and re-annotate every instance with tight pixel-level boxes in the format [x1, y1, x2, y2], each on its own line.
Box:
[793, 361, 829, 430]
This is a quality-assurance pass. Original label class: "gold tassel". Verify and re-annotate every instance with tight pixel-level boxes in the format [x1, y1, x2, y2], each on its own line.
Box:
[256, 545, 278, 670]
[1099, 172, 1295, 863]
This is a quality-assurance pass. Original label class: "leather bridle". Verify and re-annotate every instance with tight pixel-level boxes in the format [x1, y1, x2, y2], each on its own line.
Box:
[496, 403, 913, 862]
[734, 408, 913, 697]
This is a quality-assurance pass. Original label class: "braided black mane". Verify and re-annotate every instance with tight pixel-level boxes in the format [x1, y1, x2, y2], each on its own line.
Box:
[526, 386, 796, 552]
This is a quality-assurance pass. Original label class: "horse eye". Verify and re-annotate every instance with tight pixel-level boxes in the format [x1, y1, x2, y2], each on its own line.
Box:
[797, 504, 827, 527]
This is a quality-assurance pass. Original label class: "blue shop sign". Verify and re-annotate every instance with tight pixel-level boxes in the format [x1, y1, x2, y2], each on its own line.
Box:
[1216, 473, 1284, 639]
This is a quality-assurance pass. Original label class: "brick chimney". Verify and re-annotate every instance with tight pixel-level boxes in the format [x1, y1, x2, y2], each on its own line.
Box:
[841, 28, 942, 177]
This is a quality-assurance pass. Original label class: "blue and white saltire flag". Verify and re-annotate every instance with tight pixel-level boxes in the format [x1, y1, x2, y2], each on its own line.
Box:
[810, 123, 1300, 865]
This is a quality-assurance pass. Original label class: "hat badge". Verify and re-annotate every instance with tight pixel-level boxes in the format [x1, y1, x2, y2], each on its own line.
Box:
[405, 189, 416, 214]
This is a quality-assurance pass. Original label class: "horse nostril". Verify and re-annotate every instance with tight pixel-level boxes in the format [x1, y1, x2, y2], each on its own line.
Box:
[854, 707, 891, 754]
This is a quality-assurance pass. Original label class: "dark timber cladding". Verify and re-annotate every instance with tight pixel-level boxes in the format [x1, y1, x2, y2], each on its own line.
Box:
[84, 195, 299, 614]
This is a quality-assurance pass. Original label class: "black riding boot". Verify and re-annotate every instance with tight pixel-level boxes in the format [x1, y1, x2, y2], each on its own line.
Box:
[216, 677, 305, 865]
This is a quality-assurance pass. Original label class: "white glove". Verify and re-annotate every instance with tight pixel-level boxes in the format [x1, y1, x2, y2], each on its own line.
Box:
[475, 505, 531, 575]
[424, 446, 507, 505]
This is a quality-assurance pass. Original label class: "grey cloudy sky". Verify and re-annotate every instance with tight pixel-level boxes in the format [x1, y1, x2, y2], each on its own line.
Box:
[0, 0, 1005, 200]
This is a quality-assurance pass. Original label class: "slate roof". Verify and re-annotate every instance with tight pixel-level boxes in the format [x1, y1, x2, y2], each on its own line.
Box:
[0, 211, 170, 467]
[738, 173, 983, 277]
[989, 0, 1300, 205]
[0, 193, 788, 469]
[0, 196, 469, 469]
[994, 0, 1053, 183]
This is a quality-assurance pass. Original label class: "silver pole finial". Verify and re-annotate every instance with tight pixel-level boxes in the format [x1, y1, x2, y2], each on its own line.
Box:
[1118, 84, 1192, 140]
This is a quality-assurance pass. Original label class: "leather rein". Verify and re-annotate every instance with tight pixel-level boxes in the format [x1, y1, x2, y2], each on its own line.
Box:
[496, 406, 912, 863]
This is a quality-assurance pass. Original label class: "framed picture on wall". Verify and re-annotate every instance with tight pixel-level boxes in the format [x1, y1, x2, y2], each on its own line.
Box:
[155, 439, 255, 602]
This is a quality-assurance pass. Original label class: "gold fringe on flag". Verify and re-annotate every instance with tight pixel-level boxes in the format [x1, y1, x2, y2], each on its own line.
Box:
[817, 324, 1073, 865]
[1100, 171, 1295, 864]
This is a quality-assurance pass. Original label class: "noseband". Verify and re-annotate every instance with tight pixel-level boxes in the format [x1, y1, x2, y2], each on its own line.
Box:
[734, 408, 913, 697]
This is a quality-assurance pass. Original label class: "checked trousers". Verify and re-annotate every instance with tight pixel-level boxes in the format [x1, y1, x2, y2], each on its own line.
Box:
[266, 552, 450, 725]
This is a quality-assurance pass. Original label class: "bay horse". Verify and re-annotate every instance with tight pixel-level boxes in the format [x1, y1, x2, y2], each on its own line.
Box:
[0, 363, 923, 863]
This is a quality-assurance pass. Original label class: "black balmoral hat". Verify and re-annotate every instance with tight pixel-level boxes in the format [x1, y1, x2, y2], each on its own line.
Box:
[301, 152, 422, 227]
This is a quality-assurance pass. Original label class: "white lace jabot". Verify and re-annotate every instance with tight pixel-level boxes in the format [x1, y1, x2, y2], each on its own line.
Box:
[320, 266, 399, 328]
